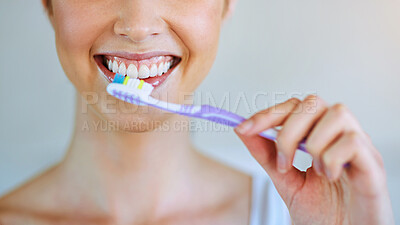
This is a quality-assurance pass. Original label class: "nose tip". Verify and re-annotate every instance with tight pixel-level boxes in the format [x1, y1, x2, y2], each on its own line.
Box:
[113, 3, 164, 43]
[114, 22, 160, 43]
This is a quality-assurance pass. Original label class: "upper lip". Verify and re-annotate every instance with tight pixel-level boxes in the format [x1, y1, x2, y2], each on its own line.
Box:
[94, 51, 181, 61]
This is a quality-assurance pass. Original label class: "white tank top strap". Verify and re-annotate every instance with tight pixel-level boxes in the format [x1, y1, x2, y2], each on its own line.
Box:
[249, 172, 291, 225]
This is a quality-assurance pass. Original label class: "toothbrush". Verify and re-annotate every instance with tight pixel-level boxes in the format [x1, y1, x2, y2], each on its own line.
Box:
[107, 73, 308, 152]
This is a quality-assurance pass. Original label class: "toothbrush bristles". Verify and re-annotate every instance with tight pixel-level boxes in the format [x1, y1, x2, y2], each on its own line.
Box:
[112, 73, 154, 96]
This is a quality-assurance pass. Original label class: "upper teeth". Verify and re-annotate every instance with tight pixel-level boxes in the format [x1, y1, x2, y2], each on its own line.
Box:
[112, 61, 119, 73]
[127, 64, 138, 78]
[118, 62, 127, 75]
[139, 65, 150, 79]
[150, 64, 158, 77]
[106, 58, 173, 79]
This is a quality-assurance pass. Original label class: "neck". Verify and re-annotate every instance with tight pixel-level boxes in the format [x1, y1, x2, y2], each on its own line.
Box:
[60, 95, 203, 222]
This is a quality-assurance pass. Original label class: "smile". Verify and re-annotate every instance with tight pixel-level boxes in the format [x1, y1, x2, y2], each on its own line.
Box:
[94, 52, 181, 87]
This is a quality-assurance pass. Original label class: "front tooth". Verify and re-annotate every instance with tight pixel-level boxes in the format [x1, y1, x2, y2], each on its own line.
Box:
[127, 64, 138, 78]
[138, 65, 150, 78]
[118, 62, 127, 75]
[112, 61, 119, 73]
[158, 62, 164, 75]
[108, 60, 112, 71]
[150, 64, 158, 77]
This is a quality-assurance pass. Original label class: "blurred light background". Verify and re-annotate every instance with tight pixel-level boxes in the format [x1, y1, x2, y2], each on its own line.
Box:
[1, 0, 399, 222]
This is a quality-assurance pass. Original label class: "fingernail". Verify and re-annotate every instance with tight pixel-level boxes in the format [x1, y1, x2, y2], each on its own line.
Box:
[235, 120, 253, 134]
[277, 152, 288, 174]
[313, 160, 323, 176]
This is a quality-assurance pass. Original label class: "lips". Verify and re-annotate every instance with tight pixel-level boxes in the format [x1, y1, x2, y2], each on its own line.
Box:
[94, 52, 181, 87]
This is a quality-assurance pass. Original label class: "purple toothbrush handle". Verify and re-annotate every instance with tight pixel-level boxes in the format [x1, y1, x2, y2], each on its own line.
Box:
[259, 131, 307, 152]
[194, 105, 311, 152]
[195, 104, 350, 168]
[108, 89, 350, 168]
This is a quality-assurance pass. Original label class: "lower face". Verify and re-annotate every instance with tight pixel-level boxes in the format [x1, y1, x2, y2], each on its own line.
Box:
[49, 0, 225, 132]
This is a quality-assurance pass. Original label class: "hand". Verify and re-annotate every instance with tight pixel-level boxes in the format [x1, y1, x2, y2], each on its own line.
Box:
[234, 95, 394, 225]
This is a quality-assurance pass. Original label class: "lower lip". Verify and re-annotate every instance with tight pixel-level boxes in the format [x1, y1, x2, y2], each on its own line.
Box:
[94, 56, 176, 88]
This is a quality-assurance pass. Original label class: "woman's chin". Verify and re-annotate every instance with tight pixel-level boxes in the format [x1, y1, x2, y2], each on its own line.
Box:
[86, 104, 176, 133]
[78, 79, 184, 133]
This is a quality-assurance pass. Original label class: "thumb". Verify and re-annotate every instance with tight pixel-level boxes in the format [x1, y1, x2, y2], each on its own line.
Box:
[234, 129, 306, 202]
[234, 129, 278, 173]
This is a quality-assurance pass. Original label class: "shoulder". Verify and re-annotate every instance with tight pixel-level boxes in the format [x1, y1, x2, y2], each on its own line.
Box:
[193, 151, 253, 224]
[0, 165, 65, 224]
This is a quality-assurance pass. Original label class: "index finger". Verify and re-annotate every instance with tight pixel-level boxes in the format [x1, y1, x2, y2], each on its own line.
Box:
[235, 98, 301, 136]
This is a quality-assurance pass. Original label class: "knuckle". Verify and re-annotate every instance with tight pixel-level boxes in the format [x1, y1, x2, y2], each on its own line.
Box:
[345, 131, 368, 157]
[286, 98, 302, 114]
[304, 94, 325, 104]
[301, 95, 326, 114]
[330, 103, 349, 118]
[304, 94, 318, 102]
[287, 97, 301, 106]
[346, 131, 361, 146]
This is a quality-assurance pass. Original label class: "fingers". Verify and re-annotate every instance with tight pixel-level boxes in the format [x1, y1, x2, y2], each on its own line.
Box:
[275, 95, 328, 173]
[234, 129, 279, 171]
[234, 129, 306, 200]
[321, 131, 382, 184]
[234, 97, 304, 178]
[302, 102, 385, 194]
[235, 93, 385, 193]
[305, 103, 370, 175]
[235, 97, 301, 135]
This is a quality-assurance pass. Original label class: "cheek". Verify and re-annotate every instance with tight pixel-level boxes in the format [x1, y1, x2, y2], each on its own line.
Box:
[176, 2, 222, 55]
[50, 0, 224, 94]
[170, 1, 223, 91]
[52, 1, 113, 89]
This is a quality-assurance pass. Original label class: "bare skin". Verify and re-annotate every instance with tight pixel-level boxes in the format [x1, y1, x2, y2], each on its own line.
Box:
[0, 162, 251, 225]
[0, 99, 252, 225]
[0, 0, 395, 224]
[0, 0, 253, 224]
[0, 151, 251, 225]
[235, 96, 395, 225]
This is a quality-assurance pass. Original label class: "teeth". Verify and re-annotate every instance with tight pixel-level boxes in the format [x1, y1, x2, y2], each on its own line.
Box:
[112, 61, 119, 73]
[108, 60, 113, 71]
[127, 64, 138, 78]
[106, 57, 175, 79]
[118, 62, 127, 75]
[138, 65, 150, 78]
[150, 64, 158, 77]
[163, 62, 169, 73]
[158, 62, 165, 76]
